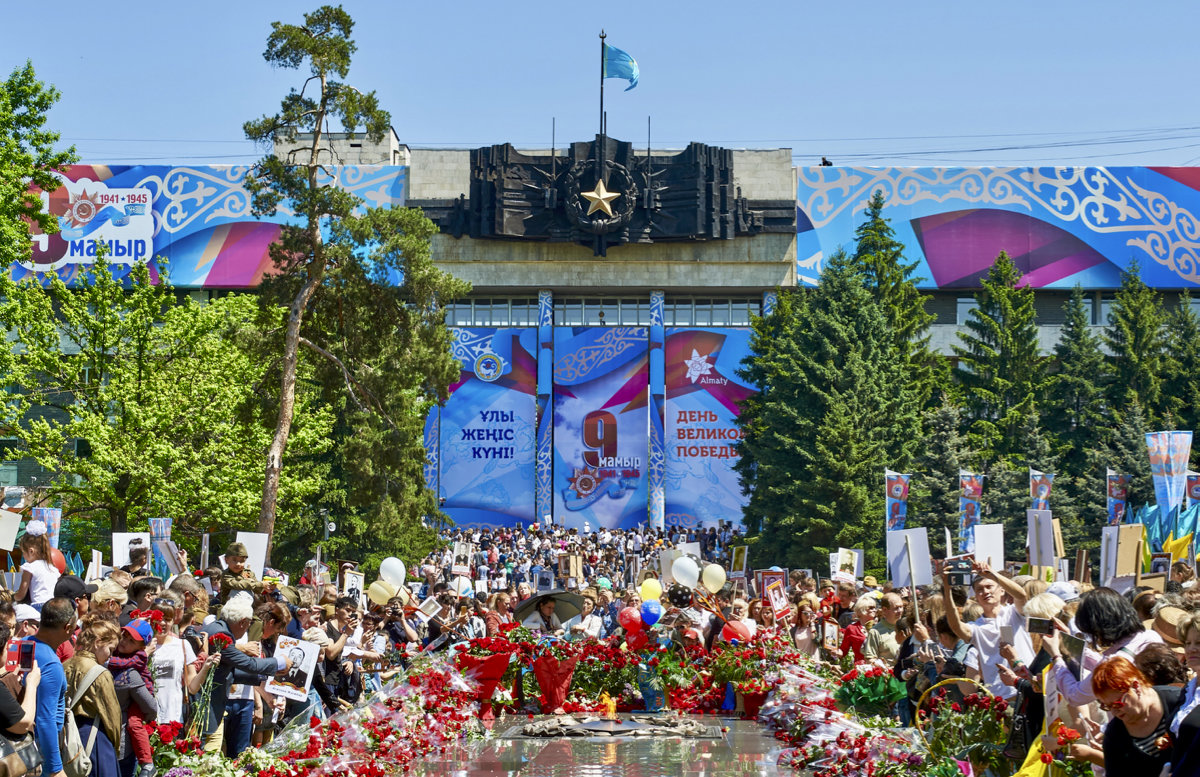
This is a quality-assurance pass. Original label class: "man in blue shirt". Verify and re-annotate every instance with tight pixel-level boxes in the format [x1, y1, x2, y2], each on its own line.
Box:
[35, 597, 76, 777]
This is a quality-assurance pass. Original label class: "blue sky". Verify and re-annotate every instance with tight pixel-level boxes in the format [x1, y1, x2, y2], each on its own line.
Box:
[5, 1, 1200, 167]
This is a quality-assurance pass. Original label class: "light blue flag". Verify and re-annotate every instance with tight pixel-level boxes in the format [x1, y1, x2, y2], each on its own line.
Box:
[603, 43, 639, 91]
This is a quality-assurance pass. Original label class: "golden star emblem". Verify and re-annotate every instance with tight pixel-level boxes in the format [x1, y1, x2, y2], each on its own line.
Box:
[581, 178, 621, 217]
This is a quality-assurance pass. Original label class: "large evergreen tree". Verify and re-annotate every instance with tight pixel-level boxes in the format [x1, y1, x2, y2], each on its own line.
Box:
[1102, 400, 1155, 509]
[909, 400, 974, 556]
[736, 252, 912, 572]
[1044, 285, 1109, 517]
[243, 6, 470, 560]
[1163, 292, 1200, 437]
[953, 252, 1045, 462]
[1104, 261, 1167, 423]
[850, 190, 947, 414]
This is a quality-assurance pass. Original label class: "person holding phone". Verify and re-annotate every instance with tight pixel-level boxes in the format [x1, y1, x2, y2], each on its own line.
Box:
[0, 622, 40, 738]
[1043, 587, 1162, 707]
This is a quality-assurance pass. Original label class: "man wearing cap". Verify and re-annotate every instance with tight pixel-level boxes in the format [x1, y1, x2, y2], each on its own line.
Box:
[222, 542, 272, 601]
[51, 575, 97, 661]
[14, 604, 39, 640]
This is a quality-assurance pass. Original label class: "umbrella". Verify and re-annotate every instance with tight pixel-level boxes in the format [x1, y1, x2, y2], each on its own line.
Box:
[512, 589, 585, 625]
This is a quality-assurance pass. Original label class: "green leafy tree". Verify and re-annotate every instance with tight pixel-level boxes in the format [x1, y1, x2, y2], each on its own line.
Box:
[910, 400, 974, 556]
[1163, 292, 1200, 437]
[953, 252, 1045, 461]
[244, 5, 470, 560]
[736, 253, 911, 572]
[0, 254, 332, 547]
[1044, 285, 1109, 516]
[851, 190, 948, 411]
[0, 61, 75, 268]
[1104, 261, 1167, 422]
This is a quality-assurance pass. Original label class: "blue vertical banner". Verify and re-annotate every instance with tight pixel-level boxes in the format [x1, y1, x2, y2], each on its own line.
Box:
[647, 291, 666, 531]
[1146, 431, 1193, 515]
[958, 471, 984, 553]
[536, 291, 554, 525]
[1188, 471, 1200, 508]
[423, 406, 440, 506]
[885, 470, 910, 531]
[149, 517, 172, 578]
[664, 328, 756, 528]
[439, 327, 538, 527]
[1107, 469, 1131, 525]
[553, 327, 649, 530]
[1029, 469, 1054, 511]
[32, 507, 61, 550]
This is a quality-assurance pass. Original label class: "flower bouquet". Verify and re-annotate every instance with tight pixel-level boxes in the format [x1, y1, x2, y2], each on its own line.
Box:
[452, 636, 516, 719]
[833, 665, 905, 719]
[530, 639, 581, 714]
[920, 688, 1009, 775]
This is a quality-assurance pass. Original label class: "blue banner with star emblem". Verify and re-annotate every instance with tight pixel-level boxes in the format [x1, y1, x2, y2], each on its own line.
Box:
[552, 327, 649, 530]
[663, 328, 756, 529]
[429, 327, 538, 527]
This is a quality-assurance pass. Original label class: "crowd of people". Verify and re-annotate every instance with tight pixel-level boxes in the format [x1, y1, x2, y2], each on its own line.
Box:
[4, 515, 1200, 777]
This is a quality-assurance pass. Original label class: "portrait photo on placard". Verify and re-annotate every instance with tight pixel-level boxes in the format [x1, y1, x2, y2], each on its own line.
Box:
[266, 636, 320, 702]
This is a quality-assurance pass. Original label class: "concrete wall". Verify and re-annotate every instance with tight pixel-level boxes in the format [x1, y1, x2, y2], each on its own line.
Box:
[408, 149, 471, 199]
[432, 232, 796, 293]
[929, 323, 1107, 356]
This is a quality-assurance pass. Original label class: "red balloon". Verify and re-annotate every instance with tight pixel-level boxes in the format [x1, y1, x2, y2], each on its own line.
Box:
[721, 620, 751, 643]
[618, 606, 643, 632]
[50, 548, 66, 575]
[626, 630, 649, 650]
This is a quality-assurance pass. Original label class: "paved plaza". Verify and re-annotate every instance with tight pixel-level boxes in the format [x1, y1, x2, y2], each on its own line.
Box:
[407, 716, 784, 777]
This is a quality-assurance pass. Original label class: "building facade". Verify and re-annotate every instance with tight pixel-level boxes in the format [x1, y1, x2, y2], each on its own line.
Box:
[18, 145, 1200, 531]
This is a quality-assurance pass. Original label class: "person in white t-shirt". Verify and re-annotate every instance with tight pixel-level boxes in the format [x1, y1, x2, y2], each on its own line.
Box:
[149, 597, 213, 724]
[14, 522, 59, 611]
[942, 561, 1033, 700]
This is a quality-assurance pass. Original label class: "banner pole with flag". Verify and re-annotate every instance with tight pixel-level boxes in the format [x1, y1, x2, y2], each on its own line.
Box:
[599, 30, 606, 139]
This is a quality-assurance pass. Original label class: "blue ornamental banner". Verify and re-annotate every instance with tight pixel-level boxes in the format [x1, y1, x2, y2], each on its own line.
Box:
[1107, 469, 1131, 526]
[553, 327, 649, 530]
[435, 328, 537, 527]
[958, 471, 984, 553]
[885, 470, 910, 531]
[663, 328, 756, 529]
[1030, 469, 1054, 511]
[1146, 431, 1193, 515]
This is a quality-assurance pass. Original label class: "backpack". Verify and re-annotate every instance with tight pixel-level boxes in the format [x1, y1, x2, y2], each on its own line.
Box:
[60, 664, 105, 777]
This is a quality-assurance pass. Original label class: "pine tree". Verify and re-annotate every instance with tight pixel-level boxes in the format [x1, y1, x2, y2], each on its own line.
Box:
[1104, 261, 1167, 423]
[1044, 285, 1110, 519]
[851, 190, 948, 411]
[910, 400, 974, 556]
[1103, 400, 1155, 509]
[1163, 292, 1200, 436]
[981, 411, 1073, 562]
[736, 252, 913, 572]
[953, 252, 1045, 462]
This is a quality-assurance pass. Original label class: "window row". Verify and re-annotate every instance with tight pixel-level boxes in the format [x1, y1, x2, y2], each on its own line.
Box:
[444, 297, 763, 327]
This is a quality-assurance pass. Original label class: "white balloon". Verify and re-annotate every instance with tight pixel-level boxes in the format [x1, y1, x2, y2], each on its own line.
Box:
[379, 557, 407, 586]
[452, 575, 473, 596]
[744, 619, 757, 638]
[701, 563, 726, 594]
[672, 556, 700, 589]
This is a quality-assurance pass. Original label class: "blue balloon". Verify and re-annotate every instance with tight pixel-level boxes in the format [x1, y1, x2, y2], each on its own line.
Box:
[769, 566, 782, 572]
[640, 599, 663, 627]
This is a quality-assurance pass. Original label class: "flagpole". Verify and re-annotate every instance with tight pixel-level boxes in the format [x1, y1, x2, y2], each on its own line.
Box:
[599, 30, 606, 141]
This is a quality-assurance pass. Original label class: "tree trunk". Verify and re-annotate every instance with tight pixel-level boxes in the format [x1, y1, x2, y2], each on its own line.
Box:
[257, 77, 329, 562]
[257, 261, 324, 559]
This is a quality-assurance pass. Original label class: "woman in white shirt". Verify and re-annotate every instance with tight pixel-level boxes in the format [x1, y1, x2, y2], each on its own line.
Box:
[563, 595, 604, 640]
